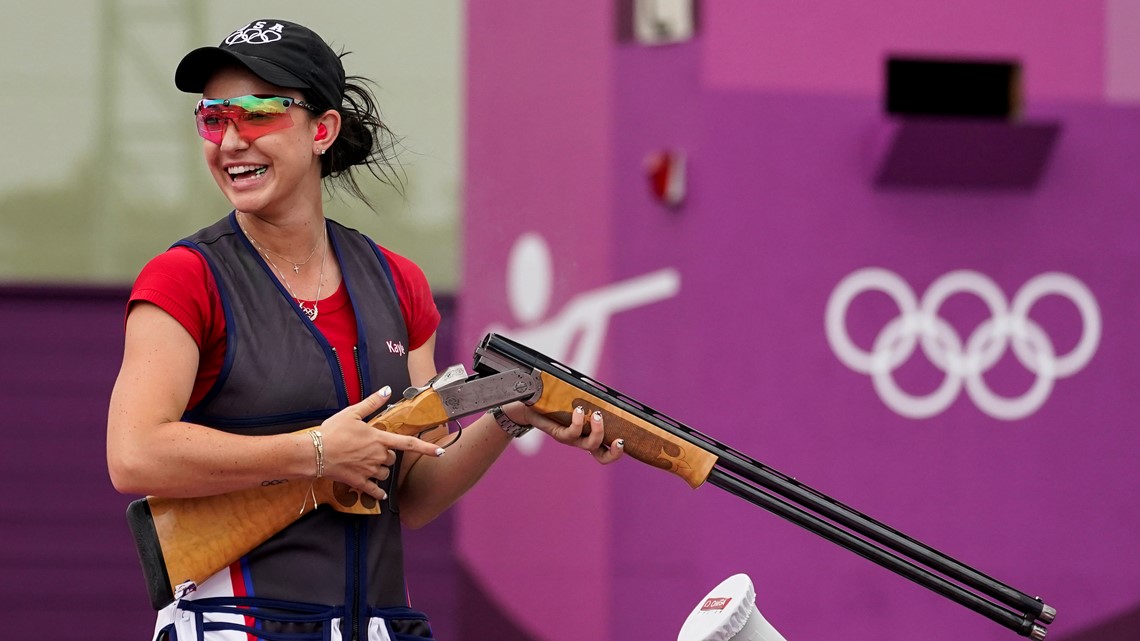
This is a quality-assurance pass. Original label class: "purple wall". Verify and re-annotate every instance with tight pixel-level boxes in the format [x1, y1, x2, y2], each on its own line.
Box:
[0, 287, 152, 639]
[463, 3, 1140, 641]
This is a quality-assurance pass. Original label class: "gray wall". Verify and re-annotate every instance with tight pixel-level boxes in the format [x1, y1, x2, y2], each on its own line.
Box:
[0, 1, 462, 291]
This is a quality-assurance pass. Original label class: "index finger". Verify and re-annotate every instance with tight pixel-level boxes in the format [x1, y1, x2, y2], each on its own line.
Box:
[383, 432, 447, 458]
[338, 385, 393, 420]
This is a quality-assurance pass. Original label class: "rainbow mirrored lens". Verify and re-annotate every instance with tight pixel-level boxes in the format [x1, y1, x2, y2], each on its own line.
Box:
[194, 95, 313, 145]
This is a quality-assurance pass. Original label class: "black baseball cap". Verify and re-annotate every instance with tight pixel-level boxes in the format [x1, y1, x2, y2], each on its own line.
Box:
[175, 19, 345, 109]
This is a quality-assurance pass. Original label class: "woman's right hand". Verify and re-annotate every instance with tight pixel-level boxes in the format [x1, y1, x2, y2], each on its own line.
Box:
[316, 386, 445, 501]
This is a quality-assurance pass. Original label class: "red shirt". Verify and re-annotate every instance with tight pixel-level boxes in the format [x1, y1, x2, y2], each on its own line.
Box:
[130, 244, 440, 408]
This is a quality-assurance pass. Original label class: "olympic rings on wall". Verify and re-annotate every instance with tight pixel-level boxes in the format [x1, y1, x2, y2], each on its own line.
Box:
[825, 268, 1101, 420]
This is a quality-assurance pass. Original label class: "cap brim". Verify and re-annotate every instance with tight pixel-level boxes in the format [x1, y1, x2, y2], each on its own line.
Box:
[175, 47, 310, 95]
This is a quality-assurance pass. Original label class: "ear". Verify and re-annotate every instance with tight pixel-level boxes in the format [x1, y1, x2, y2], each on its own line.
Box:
[312, 109, 342, 155]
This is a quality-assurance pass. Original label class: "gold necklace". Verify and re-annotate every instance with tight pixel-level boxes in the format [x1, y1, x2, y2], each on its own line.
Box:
[261, 237, 321, 274]
[240, 218, 329, 321]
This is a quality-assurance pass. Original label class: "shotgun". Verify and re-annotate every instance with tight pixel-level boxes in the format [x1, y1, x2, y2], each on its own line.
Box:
[126, 333, 1054, 638]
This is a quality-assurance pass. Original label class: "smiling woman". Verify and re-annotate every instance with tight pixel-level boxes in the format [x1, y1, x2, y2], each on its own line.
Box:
[105, 17, 623, 641]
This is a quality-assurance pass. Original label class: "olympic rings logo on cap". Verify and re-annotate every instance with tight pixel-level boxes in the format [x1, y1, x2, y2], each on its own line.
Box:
[225, 21, 285, 46]
[825, 268, 1101, 420]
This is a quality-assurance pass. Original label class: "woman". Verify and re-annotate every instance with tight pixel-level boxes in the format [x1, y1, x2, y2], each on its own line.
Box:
[106, 18, 623, 641]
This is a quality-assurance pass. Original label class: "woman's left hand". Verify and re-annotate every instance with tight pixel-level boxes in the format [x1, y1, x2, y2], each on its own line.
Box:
[503, 402, 625, 464]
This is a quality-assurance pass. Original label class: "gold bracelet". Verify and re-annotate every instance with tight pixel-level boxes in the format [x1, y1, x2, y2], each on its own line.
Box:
[309, 430, 324, 478]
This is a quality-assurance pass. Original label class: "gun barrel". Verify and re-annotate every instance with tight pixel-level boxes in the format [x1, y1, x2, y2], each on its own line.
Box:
[473, 332, 1055, 636]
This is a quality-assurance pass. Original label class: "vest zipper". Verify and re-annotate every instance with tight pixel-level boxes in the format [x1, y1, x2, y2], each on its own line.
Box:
[351, 519, 362, 641]
[352, 346, 365, 641]
[353, 346, 366, 399]
[334, 345, 367, 641]
[331, 347, 368, 402]
[331, 347, 347, 406]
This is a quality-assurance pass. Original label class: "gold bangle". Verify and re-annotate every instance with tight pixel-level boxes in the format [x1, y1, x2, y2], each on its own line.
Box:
[309, 430, 324, 478]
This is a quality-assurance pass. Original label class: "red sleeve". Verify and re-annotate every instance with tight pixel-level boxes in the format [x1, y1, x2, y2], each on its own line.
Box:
[128, 246, 227, 409]
[129, 246, 221, 349]
[379, 246, 441, 351]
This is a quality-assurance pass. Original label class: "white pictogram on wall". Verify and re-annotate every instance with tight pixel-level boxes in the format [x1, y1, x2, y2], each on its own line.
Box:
[487, 232, 681, 454]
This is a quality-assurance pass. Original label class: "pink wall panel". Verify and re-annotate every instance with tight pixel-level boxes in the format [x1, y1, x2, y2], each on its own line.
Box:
[462, 2, 617, 641]
[1107, 0, 1140, 101]
[703, 1, 1107, 101]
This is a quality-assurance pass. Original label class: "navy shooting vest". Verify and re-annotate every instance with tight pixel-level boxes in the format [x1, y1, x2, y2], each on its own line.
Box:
[167, 212, 423, 638]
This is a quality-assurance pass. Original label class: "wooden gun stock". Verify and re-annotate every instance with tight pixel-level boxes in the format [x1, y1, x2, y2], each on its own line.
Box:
[127, 388, 452, 609]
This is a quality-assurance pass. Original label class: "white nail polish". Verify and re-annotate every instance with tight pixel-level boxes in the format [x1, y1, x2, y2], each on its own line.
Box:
[435, 447, 446, 457]
[378, 385, 391, 397]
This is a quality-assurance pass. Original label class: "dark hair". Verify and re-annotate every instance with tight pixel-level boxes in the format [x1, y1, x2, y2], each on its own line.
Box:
[311, 62, 405, 209]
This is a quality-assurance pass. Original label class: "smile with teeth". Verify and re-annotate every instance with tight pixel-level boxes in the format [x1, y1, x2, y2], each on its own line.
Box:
[227, 164, 268, 181]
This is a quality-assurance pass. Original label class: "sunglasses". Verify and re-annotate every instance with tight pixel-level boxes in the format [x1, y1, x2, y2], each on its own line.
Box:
[194, 94, 320, 145]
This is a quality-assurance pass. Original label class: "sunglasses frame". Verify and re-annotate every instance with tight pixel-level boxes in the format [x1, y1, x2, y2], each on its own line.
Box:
[194, 94, 322, 145]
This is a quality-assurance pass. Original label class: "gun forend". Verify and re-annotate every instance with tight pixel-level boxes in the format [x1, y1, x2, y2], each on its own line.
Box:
[474, 333, 719, 489]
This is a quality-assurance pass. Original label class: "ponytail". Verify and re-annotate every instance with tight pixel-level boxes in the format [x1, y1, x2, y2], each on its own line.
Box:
[312, 65, 405, 209]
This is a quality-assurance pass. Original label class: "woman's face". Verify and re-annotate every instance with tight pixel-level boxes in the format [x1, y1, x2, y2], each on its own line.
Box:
[200, 67, 322, 217]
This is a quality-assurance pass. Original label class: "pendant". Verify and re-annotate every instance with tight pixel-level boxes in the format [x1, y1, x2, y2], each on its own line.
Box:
[301, 303, 318, 322]
[292, 264, 301, 273]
